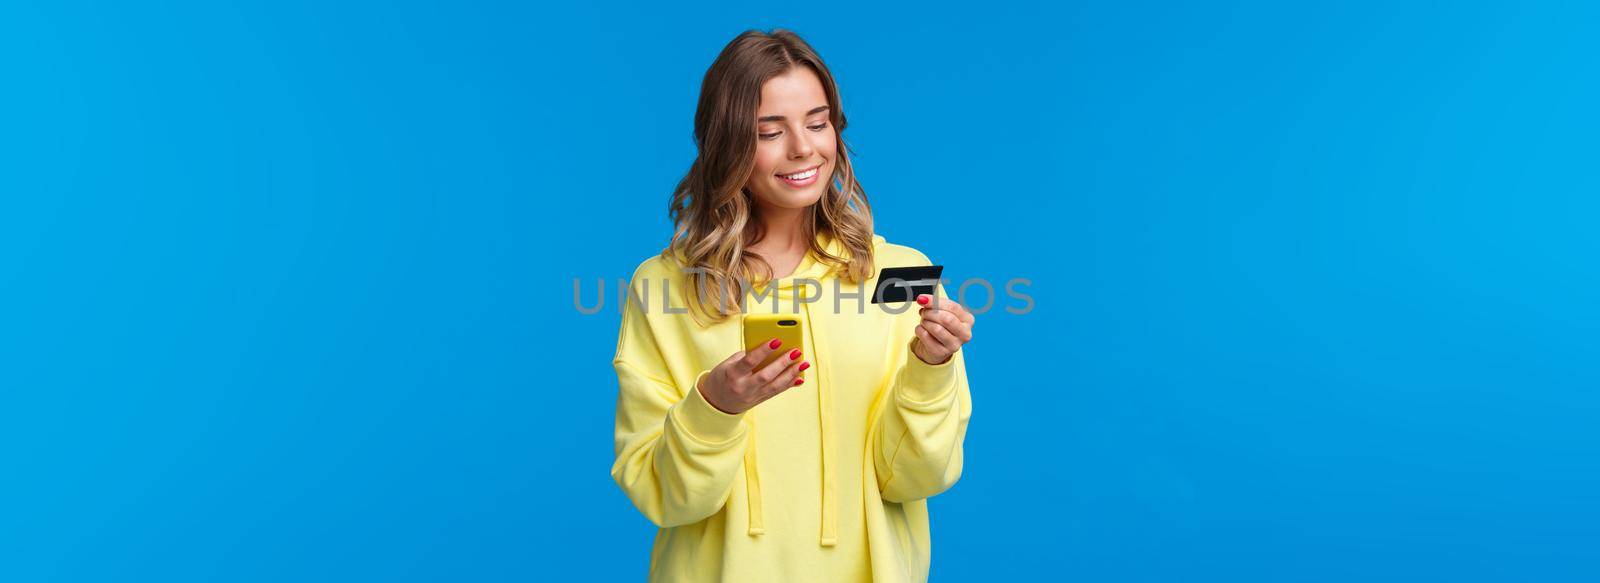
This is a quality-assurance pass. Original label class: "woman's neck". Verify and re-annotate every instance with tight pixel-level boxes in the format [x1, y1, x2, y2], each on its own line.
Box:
[750, 204, 810, 279]
[752, 205, 808, 254]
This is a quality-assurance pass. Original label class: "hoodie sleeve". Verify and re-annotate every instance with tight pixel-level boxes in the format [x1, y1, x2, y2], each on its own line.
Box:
[610, 264, 751, 528]
[873, 285, 975, 503]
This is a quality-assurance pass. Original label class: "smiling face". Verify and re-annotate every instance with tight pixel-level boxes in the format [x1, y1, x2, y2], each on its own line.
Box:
[744, 66, 838, 212]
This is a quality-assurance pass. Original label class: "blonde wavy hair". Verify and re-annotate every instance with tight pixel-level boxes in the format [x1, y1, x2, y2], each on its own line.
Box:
[663, 28, 875, 326]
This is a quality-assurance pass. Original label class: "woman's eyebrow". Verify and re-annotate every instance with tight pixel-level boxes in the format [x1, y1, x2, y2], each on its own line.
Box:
[758, 105, 830, 123]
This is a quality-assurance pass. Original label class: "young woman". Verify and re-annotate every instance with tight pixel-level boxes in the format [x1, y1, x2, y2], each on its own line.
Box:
[610, 29, 975, 582]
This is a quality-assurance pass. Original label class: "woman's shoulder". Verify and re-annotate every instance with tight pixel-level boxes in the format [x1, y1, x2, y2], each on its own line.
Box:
[624, 247, 686, 289]
[869, 233, 935, 268]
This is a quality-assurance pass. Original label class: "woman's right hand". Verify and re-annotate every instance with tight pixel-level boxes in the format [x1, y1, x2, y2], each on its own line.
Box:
[697, 338, 810, 415]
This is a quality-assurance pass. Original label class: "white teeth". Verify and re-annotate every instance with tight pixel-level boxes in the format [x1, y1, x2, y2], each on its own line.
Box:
[781, 167, 818, 180]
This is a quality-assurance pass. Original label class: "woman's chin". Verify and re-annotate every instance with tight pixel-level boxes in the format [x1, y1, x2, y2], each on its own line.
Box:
[754, 187, 823, 209]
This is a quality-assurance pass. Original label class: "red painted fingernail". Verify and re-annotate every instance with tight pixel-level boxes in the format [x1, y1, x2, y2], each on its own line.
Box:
[794, 377, 804, 385]
[916, 295, 930, 305]
[769, 338, 782, 349]
[789, 349, 802, 360]
[799, 361, 810, 371]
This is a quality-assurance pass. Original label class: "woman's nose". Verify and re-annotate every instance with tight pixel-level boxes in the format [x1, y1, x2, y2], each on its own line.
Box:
[789, 131, 816, 159]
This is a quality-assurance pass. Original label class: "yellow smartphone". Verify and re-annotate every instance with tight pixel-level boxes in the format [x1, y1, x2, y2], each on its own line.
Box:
[742, 313, 805, 370]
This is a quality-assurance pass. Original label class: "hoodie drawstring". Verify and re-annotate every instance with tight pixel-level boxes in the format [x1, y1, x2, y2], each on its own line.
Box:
[744, 421, 764, 535]
[807, 294, 839, 546]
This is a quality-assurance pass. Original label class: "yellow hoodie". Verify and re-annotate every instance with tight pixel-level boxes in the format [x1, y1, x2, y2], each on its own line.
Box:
[610, 233, 973, 582]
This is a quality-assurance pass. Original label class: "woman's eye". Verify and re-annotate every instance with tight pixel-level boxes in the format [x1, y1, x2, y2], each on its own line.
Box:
[760, 122, 825, 140]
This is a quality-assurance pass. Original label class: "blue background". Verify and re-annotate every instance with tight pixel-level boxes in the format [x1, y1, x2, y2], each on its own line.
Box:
[4, 1, 1596, 581]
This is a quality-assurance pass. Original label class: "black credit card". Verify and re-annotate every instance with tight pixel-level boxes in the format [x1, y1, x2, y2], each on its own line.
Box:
[871, 265, 944, 304]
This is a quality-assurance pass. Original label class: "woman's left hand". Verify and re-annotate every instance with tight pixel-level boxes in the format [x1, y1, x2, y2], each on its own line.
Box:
[910, 293, 974, 365]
